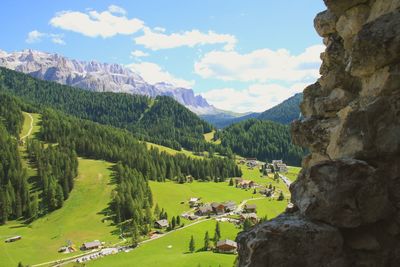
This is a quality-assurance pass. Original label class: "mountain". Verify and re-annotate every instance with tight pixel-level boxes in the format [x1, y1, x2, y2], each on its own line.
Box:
[0, 49, 216, 114]
[215, 119, 306, 166]
[203, 93, 303, 128]
[258, 93, 303, 124]
[0, 67, 218, 152]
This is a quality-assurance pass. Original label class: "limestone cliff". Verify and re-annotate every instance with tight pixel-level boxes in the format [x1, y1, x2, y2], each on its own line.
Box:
[237, 0, 400, 266]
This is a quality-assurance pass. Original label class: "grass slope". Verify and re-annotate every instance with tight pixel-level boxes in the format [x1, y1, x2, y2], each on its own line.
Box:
[145, 142, 204, 159]
[285, 166, 302, 182]
[0, 158, 118, 267]
[90, 220, 239, 267]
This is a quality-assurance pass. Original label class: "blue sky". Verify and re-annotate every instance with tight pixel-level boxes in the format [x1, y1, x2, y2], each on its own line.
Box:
[1, 0, 326, 112]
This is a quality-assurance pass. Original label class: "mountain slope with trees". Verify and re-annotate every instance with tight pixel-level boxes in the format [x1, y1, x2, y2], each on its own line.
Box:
[215, 119, 306, 166]
[0, 67, 213, 152]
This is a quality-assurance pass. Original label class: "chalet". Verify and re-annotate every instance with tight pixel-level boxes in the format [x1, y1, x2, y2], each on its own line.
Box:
[154, 219, 169, 229]
[243, 204, 257, 213]
[82, 240, 102, 250]
[222, 201, 236, 212]
[211, 202, 225, 215]
[5, 236, 22, 243]
[259, 188, 273, 197]
[189, 197, 201, 207]
[216, 239, 238, 254]
[237, 180, 255, 189]
[272, 160, 288, 173]
[240, 213, 259, 223]
[196, 205, 213, 216]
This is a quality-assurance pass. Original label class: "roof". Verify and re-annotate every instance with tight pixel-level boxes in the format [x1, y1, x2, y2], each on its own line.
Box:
[211, 202, 224, 208]
[245, 204, 257, 209]
[216, 239, 238, 248]
[223, 201, 236, 208]
[189, 197, 199, 202]
[155, 219, 169, 227]
[198, 205, 213, 213]
[241, 213, 258, 219]
[83, 240, 101, 248]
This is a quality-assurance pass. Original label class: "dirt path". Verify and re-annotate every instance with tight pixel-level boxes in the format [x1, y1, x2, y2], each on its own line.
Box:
[20, 113, 34, 140]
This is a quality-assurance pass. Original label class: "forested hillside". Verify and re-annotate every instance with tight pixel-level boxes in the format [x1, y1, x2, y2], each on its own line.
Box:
[0, 67, 213, 151]
[215, 119, 306, 166]
[257, 93, 303, 124]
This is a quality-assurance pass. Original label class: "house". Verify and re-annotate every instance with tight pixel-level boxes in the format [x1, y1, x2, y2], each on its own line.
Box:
[196, 205, 213, 216]
[237, 180, 255, 189]
[243, 204, 257, 213]
[259, 188, 273, 197]
[188, 214, 199, 220]
[216, 239, 238, 254]
[5, 236, 22, 243]
[154, 219, 169, 229]
[240, 213, 259, 223]
[82, 240, 102, 250]
[189, 197, 201, 207]
[272, 160, 288, 173]
[211, 202, 225, 215]
[222, 201, 236, 212]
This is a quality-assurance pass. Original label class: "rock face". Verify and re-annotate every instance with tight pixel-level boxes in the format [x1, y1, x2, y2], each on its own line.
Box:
[0, 49, 216, 114]
[238, 1, 400, 266]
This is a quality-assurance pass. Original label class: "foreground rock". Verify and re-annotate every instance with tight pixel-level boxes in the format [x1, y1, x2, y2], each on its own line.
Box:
[238, 0, 400, 266]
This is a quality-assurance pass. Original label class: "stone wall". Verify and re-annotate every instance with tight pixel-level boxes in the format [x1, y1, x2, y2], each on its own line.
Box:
[237, 1, 400, 266]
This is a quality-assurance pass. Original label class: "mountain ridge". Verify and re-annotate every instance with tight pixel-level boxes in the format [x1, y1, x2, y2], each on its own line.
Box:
[0, 49, 217, 115]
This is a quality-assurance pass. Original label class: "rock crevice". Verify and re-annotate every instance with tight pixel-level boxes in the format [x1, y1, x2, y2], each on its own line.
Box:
[238, 1, 400, 266]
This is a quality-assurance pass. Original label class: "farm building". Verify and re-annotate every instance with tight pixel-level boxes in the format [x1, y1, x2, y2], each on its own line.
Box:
[154, 219, 169, 229]
[5, 236, 22, 243]
[189, 197, 201, 207]
[216, 239, 238, 254]
[237, 180, 255, 189]
[82, 240, 102, 250]
[243, 204, 257, 213]
[211, 202, 225, 215]
[196, 205, 213, 216]
[240, 213, 259, 223]
[222, 201, 236, 212]
[272, 160, 288, 173]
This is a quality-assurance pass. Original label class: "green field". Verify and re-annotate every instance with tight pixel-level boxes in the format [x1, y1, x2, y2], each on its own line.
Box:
[90, 220, 239, 267]
[0, 159, 119, 267]
[145, 141, 204, 159]
[285, 166, 302, 182]
[204, 130, 221, 145]
[0, 112, 299, 267]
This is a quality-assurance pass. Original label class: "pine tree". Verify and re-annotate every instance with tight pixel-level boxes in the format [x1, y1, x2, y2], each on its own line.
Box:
[131, 221, 140, 247]
[229, 178, 234, 186]
[176, 215, 181, 226]
[171, 216, 176, 229]
[189, 235, 195, 253]
[215, 221, 221, 240]
[204, 231, 210, 251]
[243, 218, 252, 231]
[154, 203, 160, 220]
[278, 191, 285, 201]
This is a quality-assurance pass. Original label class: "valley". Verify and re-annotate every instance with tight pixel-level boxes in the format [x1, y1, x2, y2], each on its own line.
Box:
[0, 111, 298, 267]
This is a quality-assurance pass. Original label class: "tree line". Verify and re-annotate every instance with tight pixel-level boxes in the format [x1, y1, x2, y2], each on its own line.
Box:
[26, 139, 78, 212]
[215, 119, 306, 166]
[0, 67, 217, 152]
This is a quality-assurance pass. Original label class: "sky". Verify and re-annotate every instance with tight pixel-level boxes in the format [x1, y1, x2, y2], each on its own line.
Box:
[0, 0, 326, 113]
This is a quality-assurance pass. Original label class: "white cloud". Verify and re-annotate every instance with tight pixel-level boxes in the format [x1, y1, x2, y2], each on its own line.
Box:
[49, 7, 144, 38]
[26, 30, 65, 45]
[107, 5, 126, 15]
[195, 44, 324, 83]
[134, 28, 237, 51]
[130, 50, 149, 58]
[201, 83, 308, 113]
[127, 62, 195, 88]
[26, 30, 45, 43]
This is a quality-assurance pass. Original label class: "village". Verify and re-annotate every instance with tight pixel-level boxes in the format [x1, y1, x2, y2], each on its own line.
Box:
[3, 158, 293, 265]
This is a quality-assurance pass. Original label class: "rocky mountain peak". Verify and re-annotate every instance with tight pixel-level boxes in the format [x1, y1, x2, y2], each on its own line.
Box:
[238, 1, 400, 266]
[0, 49, 216, 114]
